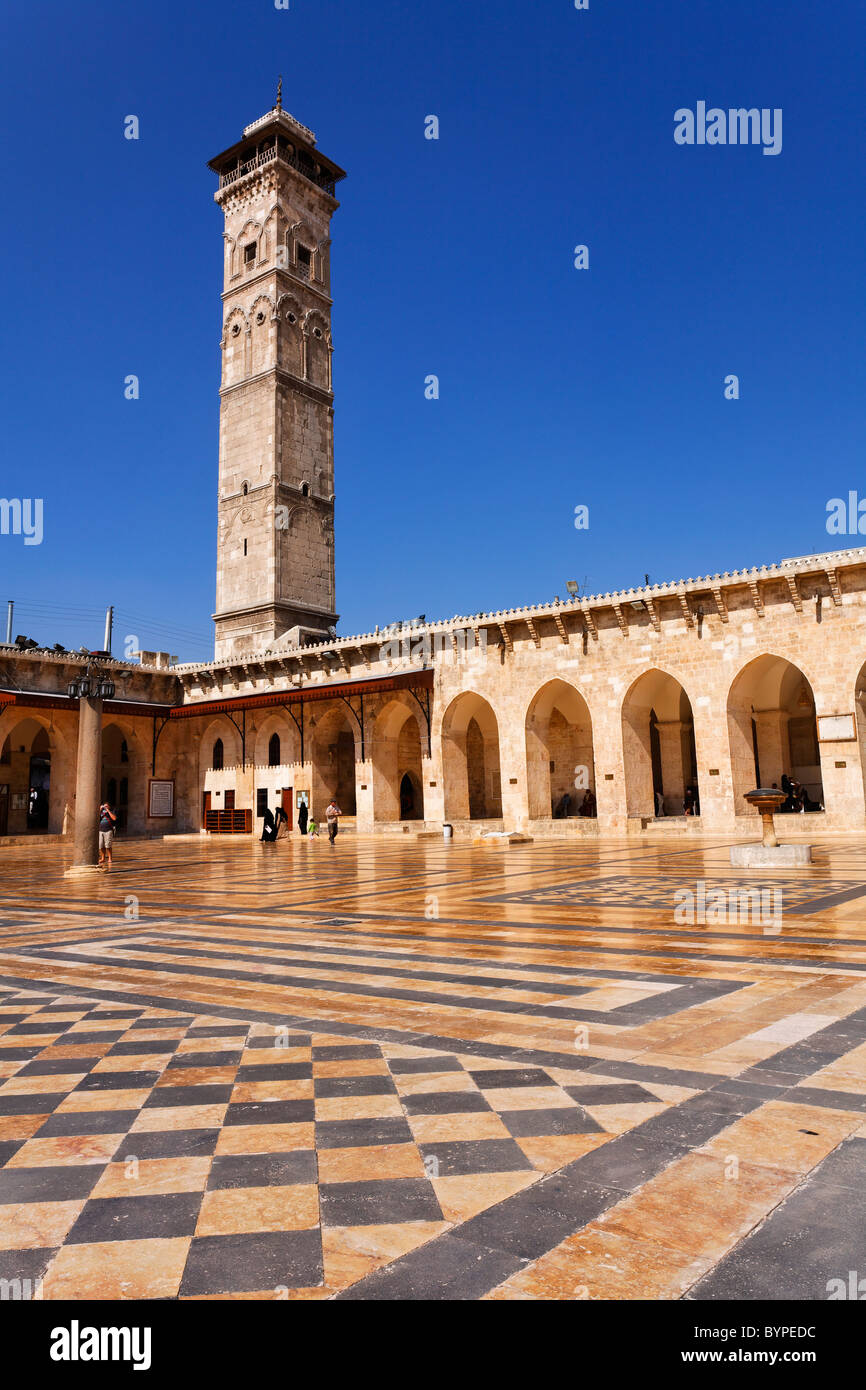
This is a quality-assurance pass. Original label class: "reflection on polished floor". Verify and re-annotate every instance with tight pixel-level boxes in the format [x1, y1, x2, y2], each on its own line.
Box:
[0, 832, 865, 1300]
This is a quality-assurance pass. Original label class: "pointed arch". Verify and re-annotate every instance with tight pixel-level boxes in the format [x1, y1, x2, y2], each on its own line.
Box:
[727, 654, 823, 815]
[371, 696, 426, 822]
[0, 713, 67, 835]
[622, 668, 699, 818]
[441, 692, 503, 821]
[525, 679, 595, 819]
[249, 293, 275, 373]
[252, 711, 301, 769]
[309, 703, 358, 818]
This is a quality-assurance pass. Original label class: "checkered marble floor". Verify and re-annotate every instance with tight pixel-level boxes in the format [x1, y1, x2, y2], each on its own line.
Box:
[486, 874, 866, 912]
[1, 832, 865, 1299]
[0, 987, 684, 1298]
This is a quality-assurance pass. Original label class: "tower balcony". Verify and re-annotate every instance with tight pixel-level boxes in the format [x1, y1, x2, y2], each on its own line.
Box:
[216, 139, 338, 198]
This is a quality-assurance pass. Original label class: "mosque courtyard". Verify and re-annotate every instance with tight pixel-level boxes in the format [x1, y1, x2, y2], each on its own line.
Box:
[0, 831, 864, 1301]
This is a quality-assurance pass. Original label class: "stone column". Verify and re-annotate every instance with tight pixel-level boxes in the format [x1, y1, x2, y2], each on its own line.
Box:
[753, 709, 790, 789]
[421, 752, 442, 825]
[68, 696, 102, 874]
[655, 719, 688, 812]
[355, 759, 374, 830]
[593, 705, 629, 831]
[690, 698, 733, 830]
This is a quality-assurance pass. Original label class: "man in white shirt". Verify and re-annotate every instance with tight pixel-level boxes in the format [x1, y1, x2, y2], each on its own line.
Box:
[326, 800, 342, 845]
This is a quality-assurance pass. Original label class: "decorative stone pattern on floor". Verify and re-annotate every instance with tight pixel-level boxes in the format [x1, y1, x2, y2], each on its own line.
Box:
[0, 833, 865, 1299]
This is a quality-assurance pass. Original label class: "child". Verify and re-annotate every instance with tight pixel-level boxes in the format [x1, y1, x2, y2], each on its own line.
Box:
[307, 814, 318, 838]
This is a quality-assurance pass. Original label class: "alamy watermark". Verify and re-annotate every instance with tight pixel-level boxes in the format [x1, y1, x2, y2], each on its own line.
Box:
[50, 1322, 152, 1370]
[674, 880, 782, 934]
[826, 493, 866, 535]
[379, 625, 487, 664]
[827, 1271, 866, 1300]
[674, 103, 782, 156]
[1, 1276, 42, 1300]
[0, 498, 43, 546]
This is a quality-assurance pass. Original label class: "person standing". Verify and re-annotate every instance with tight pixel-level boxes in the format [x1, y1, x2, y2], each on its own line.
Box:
[297, 799, 309, 836]
[326, 799, 342, 845]
[98, 801, 117, 870]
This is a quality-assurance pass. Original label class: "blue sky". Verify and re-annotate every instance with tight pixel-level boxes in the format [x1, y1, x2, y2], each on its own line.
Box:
[1, 0, 863, 663]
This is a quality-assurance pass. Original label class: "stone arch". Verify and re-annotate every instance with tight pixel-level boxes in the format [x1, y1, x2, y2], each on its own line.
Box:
[441, 692, 503, 821]
[316, 236, 332, 292]
[309, 703, 357, 818]
[237, 219, 264, 265]
[371, 697, 426, 822]
[276, 294, 304, 376]
[263, 204, 285, 262]
[252, 712, 301, 770]
[224, 232, 238, 279]
[199, 718, 242, 780]
[525, 679, 595, 819]
[304, 311, 331, 389]
[222, 306, 249, 387]
[0, 713, 66, 835]
[290, 220, 319, 277]
[622, 669, 700, 818]
[223, 305, 249, 335]
[249, 294, 275, 375]
[102, 720, 142, 834]
[728, 654, 823, 817]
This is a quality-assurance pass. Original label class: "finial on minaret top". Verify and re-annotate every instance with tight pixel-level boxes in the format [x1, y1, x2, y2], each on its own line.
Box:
[276, 75, 283, 111]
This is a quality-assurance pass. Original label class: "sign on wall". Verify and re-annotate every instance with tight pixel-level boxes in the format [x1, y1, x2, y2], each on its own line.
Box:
[148, 779, 175, 818]
[817, 714, 857, 743]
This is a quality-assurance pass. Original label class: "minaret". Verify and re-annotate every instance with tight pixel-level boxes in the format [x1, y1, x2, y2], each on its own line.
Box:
[208, 88, 346, 660]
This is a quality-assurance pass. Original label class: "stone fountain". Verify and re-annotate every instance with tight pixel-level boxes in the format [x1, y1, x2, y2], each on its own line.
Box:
[730, 788, 812, 866]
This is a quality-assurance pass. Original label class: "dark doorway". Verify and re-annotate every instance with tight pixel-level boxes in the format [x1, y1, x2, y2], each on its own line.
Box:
[399, 773, 418, 820]
[27, 754, 50, 830]
[649, 709, 663, 808]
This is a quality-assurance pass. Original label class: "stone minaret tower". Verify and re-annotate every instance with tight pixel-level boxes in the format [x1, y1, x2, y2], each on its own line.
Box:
[208, 92, 346, 660]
